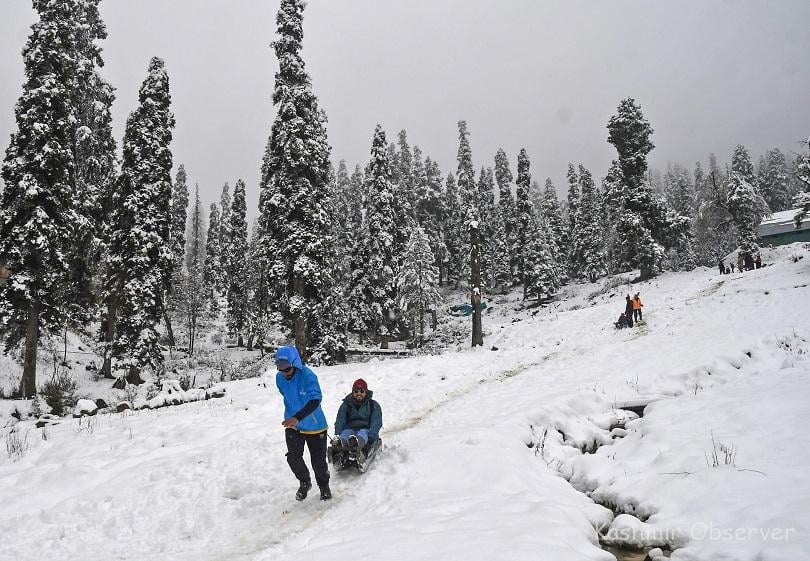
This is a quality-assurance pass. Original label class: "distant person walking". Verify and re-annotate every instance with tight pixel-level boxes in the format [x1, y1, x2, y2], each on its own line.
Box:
[718, 260, 725, 275]
[737, 253, 745, 272]
[624, 295, 634, 328]
[632, 293, 643, 323]
[755, 254, 762, 269]
[275, 345, 332, 501]
[744, 252, 754, 271]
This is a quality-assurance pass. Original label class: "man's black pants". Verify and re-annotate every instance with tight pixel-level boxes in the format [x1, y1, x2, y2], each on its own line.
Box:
[285, 429, 329, 488]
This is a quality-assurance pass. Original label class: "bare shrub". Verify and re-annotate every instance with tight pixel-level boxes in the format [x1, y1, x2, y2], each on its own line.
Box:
[587, 276, 631, 301]
[122, 383, 139, 405]
[775, 333, 807, 356]
[232, 354, 273, 380]
[210, 331, 224, 346]
[705, 431, 736, 468]
[5, 428, 29, 461]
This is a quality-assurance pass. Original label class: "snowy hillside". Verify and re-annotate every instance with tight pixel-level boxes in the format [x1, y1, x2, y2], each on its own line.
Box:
[2, 244, 809, 561]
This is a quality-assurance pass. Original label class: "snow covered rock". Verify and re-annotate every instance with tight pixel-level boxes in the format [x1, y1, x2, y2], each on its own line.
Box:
[73, 399, 98, 418]
[644, 548, 667, 561]
[206, 386, 226, 399]
[603, 514, 680, 549]
[35, 414, 61, 428]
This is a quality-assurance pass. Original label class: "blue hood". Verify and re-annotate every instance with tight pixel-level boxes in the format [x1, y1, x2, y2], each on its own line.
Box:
[275, 345, 304, 370]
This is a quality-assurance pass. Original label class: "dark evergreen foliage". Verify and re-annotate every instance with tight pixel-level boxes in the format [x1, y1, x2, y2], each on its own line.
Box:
[105, 57, 175, 374]
[361, 125, 398, 342]
[169, 165, 189, 280]
[759, 148, 791, 212]
[606, 98, 672, 279]
[256, 0, 334, 360]
[227, 180, 249, 345]
[494, 148, 517, 286]
[69, 0, 117, 317]
[727, 145, 769, 255]
[0, 0, 83, 396]
[203, 202, 221, 304]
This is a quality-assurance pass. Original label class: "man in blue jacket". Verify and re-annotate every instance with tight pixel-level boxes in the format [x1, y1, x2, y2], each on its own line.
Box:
[275, 346, 331, 501]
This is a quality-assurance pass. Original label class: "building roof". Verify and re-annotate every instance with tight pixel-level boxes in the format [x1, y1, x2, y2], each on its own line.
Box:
[758, 208, 810, 238]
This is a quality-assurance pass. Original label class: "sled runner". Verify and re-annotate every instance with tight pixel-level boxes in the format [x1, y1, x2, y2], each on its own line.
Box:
[328, 436, 383, 473]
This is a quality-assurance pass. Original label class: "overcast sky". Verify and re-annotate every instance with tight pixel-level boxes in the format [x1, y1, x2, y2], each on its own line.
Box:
[2, 0, 809, 219]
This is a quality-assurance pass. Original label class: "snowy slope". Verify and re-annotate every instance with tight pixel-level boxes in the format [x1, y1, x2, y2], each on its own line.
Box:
[1, 244, 809, 561]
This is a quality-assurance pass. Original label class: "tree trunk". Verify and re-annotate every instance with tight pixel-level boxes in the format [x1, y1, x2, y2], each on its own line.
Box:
[293, 273, 307, 361]
[639, 264, 653, 281]
[20, 300, 40, 398]
[246, 333, 254, 352]
[380, 334, 389, 350]
[237, 333, 244, 347]
[189, 313, 197, 355]
[418, 305, 425, 347]
[102, 298, 117, 379]
[470, 223, 484, 348]
[163, 306, 175, 349]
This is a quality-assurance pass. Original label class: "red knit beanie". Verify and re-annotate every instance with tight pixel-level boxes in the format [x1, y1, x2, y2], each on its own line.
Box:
[352, 378, 368, 390]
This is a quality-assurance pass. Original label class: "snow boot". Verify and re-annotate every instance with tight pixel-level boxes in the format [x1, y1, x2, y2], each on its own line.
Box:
[319, 485, 332, 501]
[348, 435, 360, 451]
[295, 480, 312, 501]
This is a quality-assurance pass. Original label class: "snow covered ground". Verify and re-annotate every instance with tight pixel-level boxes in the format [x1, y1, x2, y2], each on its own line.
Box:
[1, 244, 809, 561]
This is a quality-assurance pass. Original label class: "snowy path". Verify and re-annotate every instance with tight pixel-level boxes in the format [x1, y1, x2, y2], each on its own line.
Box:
[2, 246, 809, 561]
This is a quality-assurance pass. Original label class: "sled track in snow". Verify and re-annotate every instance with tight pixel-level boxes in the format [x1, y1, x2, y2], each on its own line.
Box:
[245, 354, 556, 560]
[383, 356, 552, 436]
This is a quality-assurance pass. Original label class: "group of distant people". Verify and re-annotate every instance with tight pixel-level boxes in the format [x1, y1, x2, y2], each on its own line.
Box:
[718, 252, 762, 275]
[615, 293, 643, 329]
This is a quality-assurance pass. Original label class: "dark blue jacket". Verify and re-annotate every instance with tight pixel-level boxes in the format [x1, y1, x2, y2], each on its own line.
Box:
[275, 346, 328, 434]
[334, 390, 382, 442]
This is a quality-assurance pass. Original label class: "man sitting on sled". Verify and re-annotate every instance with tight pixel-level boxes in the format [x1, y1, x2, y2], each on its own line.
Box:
[332, 378, 383, 467]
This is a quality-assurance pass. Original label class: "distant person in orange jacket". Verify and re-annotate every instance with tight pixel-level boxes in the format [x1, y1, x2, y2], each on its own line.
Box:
[632, 293, 643, 323]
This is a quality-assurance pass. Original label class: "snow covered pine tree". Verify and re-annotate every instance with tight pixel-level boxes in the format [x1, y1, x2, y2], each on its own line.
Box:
[104, 57, 175, 379]
[257, 0, 334, 361]
[0, 0, 83, 397]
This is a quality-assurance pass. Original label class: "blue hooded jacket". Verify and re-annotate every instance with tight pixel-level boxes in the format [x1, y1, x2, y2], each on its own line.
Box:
[275, 346, 328, 434]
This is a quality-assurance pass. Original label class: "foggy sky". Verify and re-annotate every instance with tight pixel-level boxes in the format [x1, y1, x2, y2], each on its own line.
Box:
[1, 0, 809, 219]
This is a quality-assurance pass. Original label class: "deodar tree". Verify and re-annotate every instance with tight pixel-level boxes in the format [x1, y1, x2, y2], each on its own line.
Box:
[257, 0, 333, 361]
[0, 0, 82, 397]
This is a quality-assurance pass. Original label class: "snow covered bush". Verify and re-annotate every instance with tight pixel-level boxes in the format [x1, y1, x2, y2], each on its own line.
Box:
[39, 369, 78, 417]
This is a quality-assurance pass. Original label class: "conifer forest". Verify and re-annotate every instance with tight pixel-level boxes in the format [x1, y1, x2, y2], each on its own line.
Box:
[0, 0, 808, 397]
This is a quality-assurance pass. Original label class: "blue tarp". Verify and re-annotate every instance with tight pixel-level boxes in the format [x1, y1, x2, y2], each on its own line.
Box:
[448, 301, 488, 316]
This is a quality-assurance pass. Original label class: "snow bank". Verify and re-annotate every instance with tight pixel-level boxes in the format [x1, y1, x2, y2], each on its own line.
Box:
[0, 243, 808, 561]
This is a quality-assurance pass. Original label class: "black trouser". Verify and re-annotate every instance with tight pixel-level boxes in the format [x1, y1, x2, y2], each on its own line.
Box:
[285, 429, 329, 488]
[633, 308, 642, 322]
